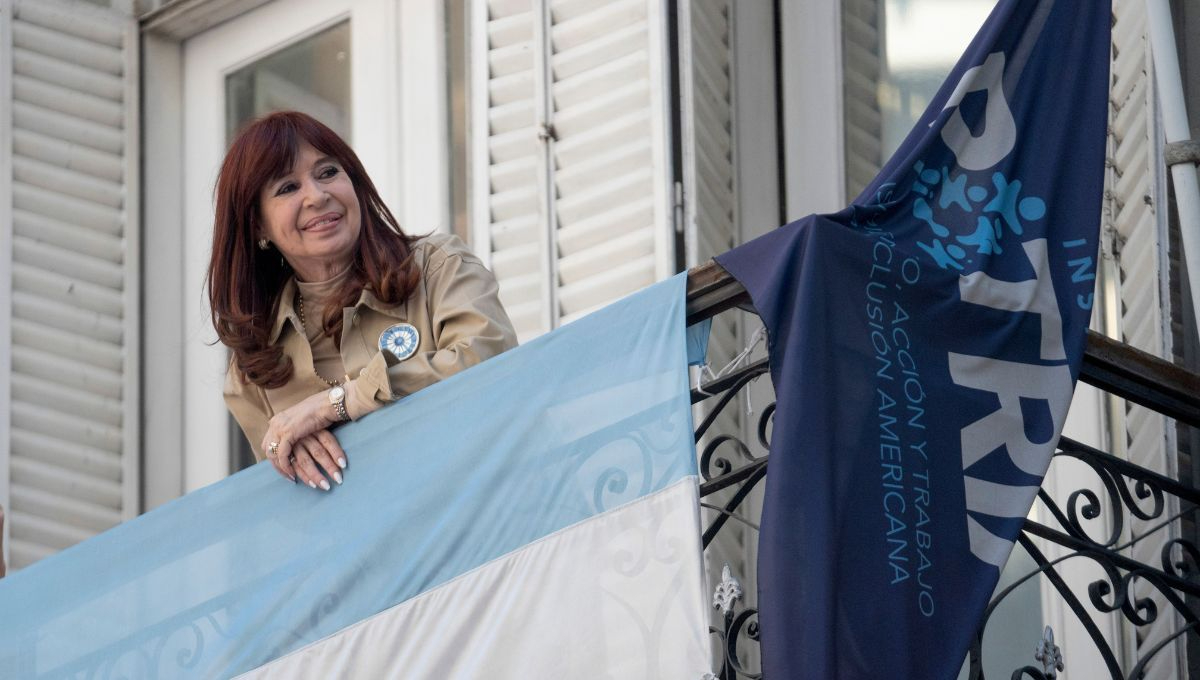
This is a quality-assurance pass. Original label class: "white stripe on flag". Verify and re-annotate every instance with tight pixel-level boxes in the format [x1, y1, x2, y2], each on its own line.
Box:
[238, 478, 712, 679]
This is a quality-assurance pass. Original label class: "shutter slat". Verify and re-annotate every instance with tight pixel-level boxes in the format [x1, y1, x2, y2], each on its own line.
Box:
[13, 209, 123, 262]
[11, 430, 122, 481]
[558, 255, 655, 315]
[489, 68, 535, 107]
[13, 182, 123, 235]
[13, 235, 124, 289]
[12, 290, 124, 344]
[551, 0, 643, 52]
[7, 509, 105, 551]
[13, 263, 125, 317]
[490, 214, 539, 250]
[489, 96, 536, 136]
[553, 51, 647, 110]
[12, 317, 123, 372]
[554, 138, 649, 195]
[11, 486, 122, 535]
[550, 21, 645, 81]
[488, 10, 534, 47]
[11, 344, 124, 402]
[15, 0, 125, 47]
[490, 156, 537, 193]
[12, 400, 122, 453]
[490, 185, 539, 223]
[13, 128, 123, 181]
[13, 75, 124, 128]
[554, 79, 646, 137]
[12, 21, 124, 76]
[13, 47, 124, 102]
[555, 109, 651, 167]
[10, 456, 123, 509]
[555, 167, 653, 230]
[13, 101, 124, 155]
[489, 41, 534, 78]
[12, 373, 123, 427]
[488, 125, 538, 164]
[557, 197, 654, 254]
[14, 156, 124, 208]
[558, 228, 654, 285]
[490, 242, 541, 280]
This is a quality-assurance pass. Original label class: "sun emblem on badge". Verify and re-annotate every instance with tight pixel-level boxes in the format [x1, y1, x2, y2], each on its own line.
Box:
[379, 323, 420, 361]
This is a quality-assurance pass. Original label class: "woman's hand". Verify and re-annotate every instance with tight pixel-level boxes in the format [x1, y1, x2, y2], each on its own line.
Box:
[261, 392, 347, 489]
[279, 430, 347, 490]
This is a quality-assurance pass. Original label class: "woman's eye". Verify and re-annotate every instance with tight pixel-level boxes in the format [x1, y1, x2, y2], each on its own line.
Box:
[275, 182, 297, 196]
[319, 166, 339, 179]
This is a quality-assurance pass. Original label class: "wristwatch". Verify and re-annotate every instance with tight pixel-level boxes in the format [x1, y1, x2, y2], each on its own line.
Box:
[328, 385, 349, 422]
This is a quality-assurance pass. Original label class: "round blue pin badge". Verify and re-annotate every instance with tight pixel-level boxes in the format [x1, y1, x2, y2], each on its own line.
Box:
[379, 323, 420, 361]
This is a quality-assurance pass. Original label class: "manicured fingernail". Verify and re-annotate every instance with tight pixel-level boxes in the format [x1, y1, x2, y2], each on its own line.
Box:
[334, 471, 343, 485]
[291, 475, 297, 484]
[320, 480, 331, 491]
[307, 480, 317, 489]
[337, 457, 346, 469]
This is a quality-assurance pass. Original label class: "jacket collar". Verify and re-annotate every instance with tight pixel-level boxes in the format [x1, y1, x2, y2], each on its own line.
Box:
[268, 278, 407, 344]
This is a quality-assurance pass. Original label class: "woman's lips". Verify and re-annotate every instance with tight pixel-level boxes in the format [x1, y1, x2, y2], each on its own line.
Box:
[303, 213, 342, 232]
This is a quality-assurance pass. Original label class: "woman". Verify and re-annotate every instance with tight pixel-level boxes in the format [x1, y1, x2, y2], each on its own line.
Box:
[208, 111, 517, 490]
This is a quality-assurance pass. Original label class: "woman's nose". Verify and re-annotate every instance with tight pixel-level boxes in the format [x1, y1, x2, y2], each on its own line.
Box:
[302, 181, 329, 208]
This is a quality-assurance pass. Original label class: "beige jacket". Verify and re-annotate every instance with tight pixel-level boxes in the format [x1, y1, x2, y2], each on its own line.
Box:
[224, 233, 518, 457]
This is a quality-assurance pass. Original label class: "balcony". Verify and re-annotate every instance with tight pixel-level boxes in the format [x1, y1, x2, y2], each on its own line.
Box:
[686, 262, 1200, 679]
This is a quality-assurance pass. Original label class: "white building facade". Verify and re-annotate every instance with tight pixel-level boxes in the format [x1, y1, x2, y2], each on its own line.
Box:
[1, 0, 1197, 676]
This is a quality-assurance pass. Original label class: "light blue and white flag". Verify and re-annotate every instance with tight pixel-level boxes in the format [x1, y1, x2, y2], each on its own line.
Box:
[0, 275, 710, 679]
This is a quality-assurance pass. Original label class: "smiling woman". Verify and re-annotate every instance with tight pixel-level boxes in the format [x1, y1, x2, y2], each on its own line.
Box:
[206, 112, 518, 491]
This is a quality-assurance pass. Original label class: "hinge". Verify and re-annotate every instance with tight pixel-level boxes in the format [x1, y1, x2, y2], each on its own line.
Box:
[673, 181, 685, 234]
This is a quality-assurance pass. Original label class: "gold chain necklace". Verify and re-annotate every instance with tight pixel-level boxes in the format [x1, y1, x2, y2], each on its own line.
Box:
[297, 291, 343, 387]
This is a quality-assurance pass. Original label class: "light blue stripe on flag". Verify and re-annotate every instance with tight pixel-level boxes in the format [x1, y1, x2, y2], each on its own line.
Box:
[0, 274, 698, 679]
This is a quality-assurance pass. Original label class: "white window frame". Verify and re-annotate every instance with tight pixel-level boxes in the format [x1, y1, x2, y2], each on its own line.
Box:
[141, 0, 449, 496]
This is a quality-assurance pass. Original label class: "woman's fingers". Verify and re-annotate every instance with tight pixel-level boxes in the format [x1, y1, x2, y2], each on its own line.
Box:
[304, 434, 344, 486]
[314, 429, 348, 474]
[292, 440, 331, 491]
[263, 437, 296, 482]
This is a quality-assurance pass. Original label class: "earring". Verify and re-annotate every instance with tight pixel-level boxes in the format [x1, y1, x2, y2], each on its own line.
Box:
[258, 238, 270, 250]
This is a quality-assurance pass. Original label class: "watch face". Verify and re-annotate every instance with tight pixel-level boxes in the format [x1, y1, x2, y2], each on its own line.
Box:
[330, 386, 346, 401]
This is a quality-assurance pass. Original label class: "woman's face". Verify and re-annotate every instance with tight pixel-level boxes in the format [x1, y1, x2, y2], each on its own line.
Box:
[258, 141, 362, 282]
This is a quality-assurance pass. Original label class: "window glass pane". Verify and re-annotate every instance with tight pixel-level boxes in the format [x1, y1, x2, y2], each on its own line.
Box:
[225, 21, 352, 144]
[843, 0, 996, 200]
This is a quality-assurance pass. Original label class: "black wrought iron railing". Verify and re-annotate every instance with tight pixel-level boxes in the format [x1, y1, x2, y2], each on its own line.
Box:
[685, 261, 1200, 680]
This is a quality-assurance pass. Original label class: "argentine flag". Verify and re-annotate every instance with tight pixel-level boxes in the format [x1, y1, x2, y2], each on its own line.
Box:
[0, 275, 711, 678]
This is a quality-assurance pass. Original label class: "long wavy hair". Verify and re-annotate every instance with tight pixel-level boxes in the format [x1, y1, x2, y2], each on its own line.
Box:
[207, 111, 421, 389]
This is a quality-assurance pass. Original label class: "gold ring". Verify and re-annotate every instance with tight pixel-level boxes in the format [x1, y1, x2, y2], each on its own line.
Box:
[268, 441, 280, 458]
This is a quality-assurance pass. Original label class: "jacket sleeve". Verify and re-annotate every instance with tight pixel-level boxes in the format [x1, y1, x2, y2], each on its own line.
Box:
[350, 237, 518, 412]
[223, 358, 273, 459]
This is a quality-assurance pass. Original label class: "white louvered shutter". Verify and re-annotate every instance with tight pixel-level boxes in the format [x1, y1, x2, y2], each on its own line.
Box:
[1, 0, 139, 572]
[1104, 0, 1180, 675]
[472, 0, 547, 341]
[841, 0, 884, 202]
[471, 0, 675, 341]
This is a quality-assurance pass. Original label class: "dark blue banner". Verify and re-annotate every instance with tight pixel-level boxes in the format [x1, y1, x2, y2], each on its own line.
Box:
[714, 1, 1111, 677]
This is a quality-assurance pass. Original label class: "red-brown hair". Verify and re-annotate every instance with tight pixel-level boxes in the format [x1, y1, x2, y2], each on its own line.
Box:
[207, 111, 421, 388]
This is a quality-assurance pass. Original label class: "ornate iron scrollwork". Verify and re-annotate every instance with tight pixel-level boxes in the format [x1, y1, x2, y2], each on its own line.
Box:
[690, 323, 1200, 679]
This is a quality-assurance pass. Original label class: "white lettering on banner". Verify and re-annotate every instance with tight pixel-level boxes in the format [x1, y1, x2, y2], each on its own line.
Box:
[940, 52, 1017, 171]
[948, 239, 1074, 567]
